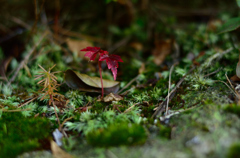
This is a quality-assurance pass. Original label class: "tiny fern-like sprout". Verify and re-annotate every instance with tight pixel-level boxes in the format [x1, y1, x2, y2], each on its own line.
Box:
[81, 46, 123, 98]
[35, 64, 62, 130]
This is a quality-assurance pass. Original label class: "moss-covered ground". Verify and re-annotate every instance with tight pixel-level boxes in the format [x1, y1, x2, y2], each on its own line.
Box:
[1, 0, 240, 158]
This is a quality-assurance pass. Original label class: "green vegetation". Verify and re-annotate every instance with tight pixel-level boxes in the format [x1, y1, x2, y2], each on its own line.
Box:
[227, 143, 240, 158]
[0, 112, 51, 158]
[0, 0, 240, 157]
[86, 122, 147, 147]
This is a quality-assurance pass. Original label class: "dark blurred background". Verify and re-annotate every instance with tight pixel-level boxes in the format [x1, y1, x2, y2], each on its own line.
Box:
[0, 0, 238, 62]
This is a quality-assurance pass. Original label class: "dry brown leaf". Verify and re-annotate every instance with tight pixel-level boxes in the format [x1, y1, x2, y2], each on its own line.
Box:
[207, 19, 222, 31]
[51, 140, 74, 158]
[152, 39, 173, 65]
[130, 42, 143, 51]
[0, 56, 13, 78]
[66, 38, 92, 59]
[65, 69, 120, 94]
[231, 75, 240, 82]
[103, 93, 123, 102]
[138, 63, 145, 74]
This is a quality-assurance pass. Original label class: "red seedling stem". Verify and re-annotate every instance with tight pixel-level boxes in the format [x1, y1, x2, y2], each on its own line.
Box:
[98, 61, 104, 98]
[81, 46, 123, 98]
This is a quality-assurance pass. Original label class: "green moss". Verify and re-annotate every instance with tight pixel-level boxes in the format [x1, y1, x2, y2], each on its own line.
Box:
[91, 101, 109, 113]
[227, 143, 240, 158]
[86, 122, 147, 147]
[224, 104, 240, 117]
[0, 112, 51, 158]
[158, 124, 171, 139]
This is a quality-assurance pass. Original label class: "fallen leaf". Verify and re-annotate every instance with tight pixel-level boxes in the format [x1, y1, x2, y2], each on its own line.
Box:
[103, 93, 123, 102]
[64, 69, 120, 94]
[66, 38, 92, 59]
[207, 19, 222, 31]
[51, 140, 73, 158]
[138, 63, 145, 74]
[0, 56, 13, 79]
[130, 42, 143, 51]
[231, 75, 240, 82]
[236, 54, 240, 78]
[152, 39, 173, 65]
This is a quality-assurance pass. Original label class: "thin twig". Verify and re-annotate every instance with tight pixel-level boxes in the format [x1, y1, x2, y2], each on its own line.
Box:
[8, 31, 48, 86]
[1, 108, 32, 112]
[225, 74, 235, 90]
[108, 36, 131, 53]
[151, 66, 196, 118]
[124, 103, 140, 113]
[204, 68, 222, 77]
[225, 74, 240, 98]
[166, 63, 178, 115]
[51, 97, 61, 131]
[30, 0, 45, 35]
[57, 27, 106, 44]
[18, 96, 38, 108]
[117, 74, 140, 94]
[60, 116, 74, 131]
[214, 80, 239, 99]
[160, 104, 200, 121]
[8, 16, 31, 30]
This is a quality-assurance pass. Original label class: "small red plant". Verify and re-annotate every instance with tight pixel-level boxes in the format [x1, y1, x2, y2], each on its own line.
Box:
[81, 46, 123, 98]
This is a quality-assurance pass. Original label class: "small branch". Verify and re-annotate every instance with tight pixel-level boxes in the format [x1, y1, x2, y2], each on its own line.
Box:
[151, 66, 196, 118]
[8, 31, 48, 86]
[204, 68, 222, 77]
[214, 80, 239, 99]
[124, 103, 140, 113]
[60, 116, 73, 131]
[51, 95, 61, 131]
[18, 96, 38, 108]
[160, 104, 200, 122]
[166, 63, 178, 115]
[117, 74, 139, 94]
[1, 108, 32, 112]
[108, 36, 131, 53]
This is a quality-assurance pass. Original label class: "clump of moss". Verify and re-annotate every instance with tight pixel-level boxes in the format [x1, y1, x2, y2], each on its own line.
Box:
[224, 104, 240, 117]
[158, 124, 171, 139]
[227, 143, 240, 158]
[86, 122, 147, 147]
[0, 112, 51, 158]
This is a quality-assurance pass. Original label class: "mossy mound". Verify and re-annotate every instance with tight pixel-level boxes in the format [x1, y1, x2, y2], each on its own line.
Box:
[0, 112, 51, 158]
[227, 143, 240, 158]
[86, 122, 147, 147]
[224, 103, 240, 117]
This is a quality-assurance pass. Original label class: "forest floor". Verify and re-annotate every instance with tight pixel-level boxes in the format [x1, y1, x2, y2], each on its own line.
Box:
[1, 1, 240, 158]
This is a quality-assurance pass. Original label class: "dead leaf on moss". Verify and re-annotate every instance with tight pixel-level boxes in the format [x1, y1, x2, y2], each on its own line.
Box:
[66, 38, 92, 59]
[103, 93, 123, 102]
[152, 39, 173, 65]
[64, 69, 120, 94]
[139, 63, 145, 74]
[0, 56, 13, 79]
[231, 75, 240, 82]
[207, 19, 222, 31]
[51, 140, 73, 158]
[130, 42, 143, 51]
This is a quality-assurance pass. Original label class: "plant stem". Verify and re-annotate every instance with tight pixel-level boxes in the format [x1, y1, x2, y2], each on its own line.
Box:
[50, 95, 61, 131]
[98, 61, 104, 98]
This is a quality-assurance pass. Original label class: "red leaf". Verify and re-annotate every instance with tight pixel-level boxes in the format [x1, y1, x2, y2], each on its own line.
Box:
[81, 46, 123, 81]
[99, 54, 123, 80]
[81, 46, 102, 61]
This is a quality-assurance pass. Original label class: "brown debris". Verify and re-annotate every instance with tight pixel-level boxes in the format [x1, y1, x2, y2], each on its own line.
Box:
[103, 93, 123, 102]
[51, 140, 73, 158]
[152, 39, 173, 66]
[66, 38, 92, 59]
